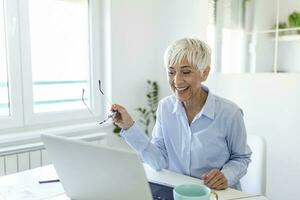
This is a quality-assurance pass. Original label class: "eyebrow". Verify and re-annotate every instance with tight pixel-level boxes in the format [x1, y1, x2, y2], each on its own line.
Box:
[168, 65, 192, 70]
[180, 66, 192, 69]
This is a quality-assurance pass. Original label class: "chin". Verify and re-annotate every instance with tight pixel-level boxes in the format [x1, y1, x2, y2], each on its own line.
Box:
[175, 94, 191, 102]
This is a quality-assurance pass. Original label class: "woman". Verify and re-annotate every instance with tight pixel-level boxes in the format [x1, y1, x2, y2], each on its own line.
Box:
[111, 38, 252, 190]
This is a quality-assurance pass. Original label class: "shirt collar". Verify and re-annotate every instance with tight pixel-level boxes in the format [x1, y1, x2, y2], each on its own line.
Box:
[201, 85, 215, 120]
[172, 98, 181, 114]
[172, 85, 215, 120]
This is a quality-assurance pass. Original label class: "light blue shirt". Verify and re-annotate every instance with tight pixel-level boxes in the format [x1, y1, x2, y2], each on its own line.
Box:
[121, 85, 252, 190]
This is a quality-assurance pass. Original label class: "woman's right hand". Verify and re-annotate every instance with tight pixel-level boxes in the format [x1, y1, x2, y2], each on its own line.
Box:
[111, 104, 134, 130]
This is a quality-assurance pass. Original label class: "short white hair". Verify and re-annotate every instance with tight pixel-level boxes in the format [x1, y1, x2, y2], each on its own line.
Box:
[164, 38, 211, 70]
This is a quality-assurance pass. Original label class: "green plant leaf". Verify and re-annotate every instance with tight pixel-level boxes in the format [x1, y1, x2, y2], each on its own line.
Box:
[288, 11, 300, 27]
[144, 111, 150, 118]
[113, 123, 121, 134]
[139, 119, 147, 125]
[135, 80, 159, 134]
[146, 119, 150, 126]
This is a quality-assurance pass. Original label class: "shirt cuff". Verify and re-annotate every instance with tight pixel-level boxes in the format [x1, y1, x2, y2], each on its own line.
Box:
[221, 166, 236, 187]
[120, 123, 150, 153]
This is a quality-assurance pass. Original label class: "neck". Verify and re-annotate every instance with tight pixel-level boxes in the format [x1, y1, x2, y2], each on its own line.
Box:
[183, 87, 207, 113]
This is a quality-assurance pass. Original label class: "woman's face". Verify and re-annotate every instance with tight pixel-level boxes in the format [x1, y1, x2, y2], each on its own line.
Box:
[167, 60, 207, 102]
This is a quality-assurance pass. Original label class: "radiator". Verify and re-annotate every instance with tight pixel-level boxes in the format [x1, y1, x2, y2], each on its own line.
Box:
[0, 132, 108, 176]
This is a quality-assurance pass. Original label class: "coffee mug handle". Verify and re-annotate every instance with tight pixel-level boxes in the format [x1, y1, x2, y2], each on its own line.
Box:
[211, 191, 219, 200]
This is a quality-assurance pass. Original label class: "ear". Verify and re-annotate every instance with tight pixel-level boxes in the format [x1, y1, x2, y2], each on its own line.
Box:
[200, 66, 210, 81]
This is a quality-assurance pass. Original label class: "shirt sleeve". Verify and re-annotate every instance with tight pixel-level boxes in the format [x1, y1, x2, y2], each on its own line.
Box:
[120, 102, 168, 171]
[221, 109, 252, 187]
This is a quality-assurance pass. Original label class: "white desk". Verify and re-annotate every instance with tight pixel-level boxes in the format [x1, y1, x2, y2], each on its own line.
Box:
[0, 164, 268, 200]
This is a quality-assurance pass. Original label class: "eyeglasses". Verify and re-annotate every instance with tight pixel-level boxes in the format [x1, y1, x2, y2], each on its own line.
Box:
[81, 80, 116, 124]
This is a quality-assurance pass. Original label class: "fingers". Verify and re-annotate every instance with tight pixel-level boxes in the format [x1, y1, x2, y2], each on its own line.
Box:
[112, 112, 122, 123]
[203, 169, 218, 185]
[111, 104, 122, 113]
[203, 169, 228, 190]
[206, 172, 222, 187]
[111, 104, 124, 121]
[110, 104, 134, 129]
[212, 178, 228, 190]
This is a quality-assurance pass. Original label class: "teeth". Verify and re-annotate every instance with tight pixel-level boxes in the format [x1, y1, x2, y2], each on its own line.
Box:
[176, 87, 188, 91]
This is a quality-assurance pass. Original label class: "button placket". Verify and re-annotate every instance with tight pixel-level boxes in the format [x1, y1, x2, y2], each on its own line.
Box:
[188, 126, 192, 175]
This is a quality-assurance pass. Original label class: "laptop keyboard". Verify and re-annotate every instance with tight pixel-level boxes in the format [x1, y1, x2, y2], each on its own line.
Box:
[149, 182, 174, 200]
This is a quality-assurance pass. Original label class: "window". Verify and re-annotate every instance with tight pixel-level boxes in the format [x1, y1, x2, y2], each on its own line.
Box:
[208, 0, 300, 73]
[28, 0, 90, 113]
[0, 0, 103, 130]
[0, 0, 9, 117]
[208, 0, 251, 73]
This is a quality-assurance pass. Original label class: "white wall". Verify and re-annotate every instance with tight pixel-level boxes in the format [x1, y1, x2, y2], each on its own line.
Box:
[109, 0, 209, 118]
[107, 0, 300, 199]
[109, 0, 157, 120]
[153, 0, 209, 98]
[206, 74, 300, 200]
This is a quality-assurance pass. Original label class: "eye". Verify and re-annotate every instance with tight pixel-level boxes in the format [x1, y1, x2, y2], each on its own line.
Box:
[182, 70, 191, 74]
[168, 70, 175, 76]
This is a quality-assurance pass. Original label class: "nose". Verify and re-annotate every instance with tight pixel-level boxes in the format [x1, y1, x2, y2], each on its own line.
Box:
[174, 72, 184, 85]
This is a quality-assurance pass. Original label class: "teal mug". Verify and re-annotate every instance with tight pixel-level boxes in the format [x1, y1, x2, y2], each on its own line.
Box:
[173, 184, 218, 200]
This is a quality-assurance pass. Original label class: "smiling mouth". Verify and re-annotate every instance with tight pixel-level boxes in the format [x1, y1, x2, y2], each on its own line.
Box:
[175, 86, 190, 93]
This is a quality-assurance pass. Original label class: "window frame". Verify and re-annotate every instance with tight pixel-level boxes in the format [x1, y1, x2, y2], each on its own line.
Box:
[0, 0, 106, 131]
[0, 0, 23, 129]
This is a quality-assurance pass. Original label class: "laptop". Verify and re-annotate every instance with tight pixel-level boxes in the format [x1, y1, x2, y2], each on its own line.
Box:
[41, 134, 174, 200]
